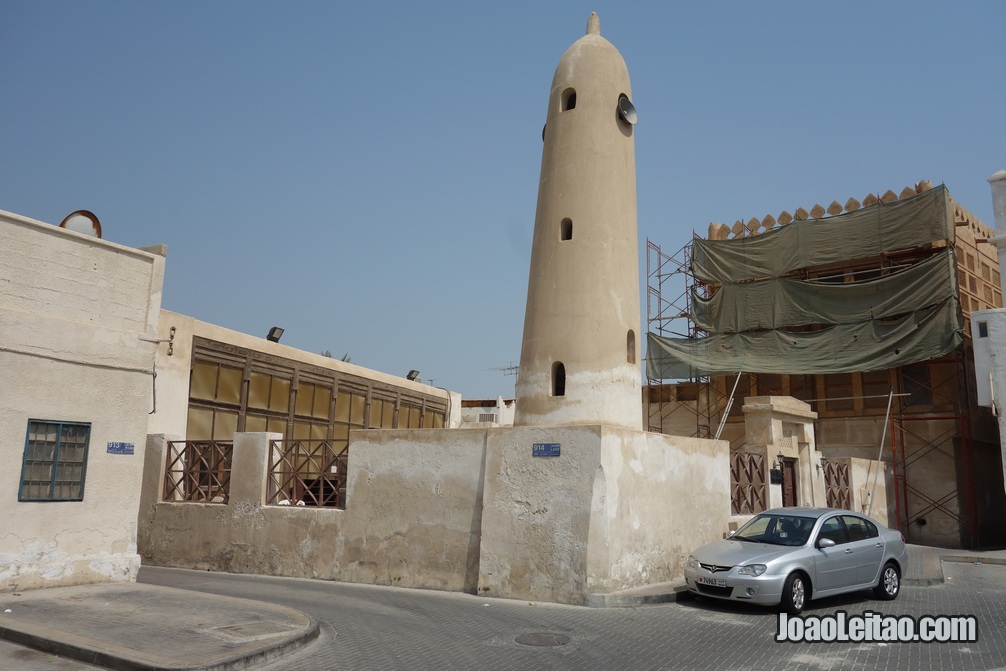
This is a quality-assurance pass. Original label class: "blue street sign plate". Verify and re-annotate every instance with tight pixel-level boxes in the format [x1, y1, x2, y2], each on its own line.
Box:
[107, 442, 135, 455]
[532, 443, 561, 457]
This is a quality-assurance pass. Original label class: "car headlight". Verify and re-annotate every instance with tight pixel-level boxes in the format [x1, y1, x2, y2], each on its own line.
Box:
[737, 564, 767, 576]
[687, 555, 697, 569]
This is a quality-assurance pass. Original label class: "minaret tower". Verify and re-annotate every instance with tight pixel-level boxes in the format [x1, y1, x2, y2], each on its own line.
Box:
[514, 12, 642, 430]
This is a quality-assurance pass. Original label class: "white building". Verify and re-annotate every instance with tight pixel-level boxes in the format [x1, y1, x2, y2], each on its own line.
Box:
[0, 210, 165, 591]
[458, 397, 515, 427]
[970, 169, 1006, 493]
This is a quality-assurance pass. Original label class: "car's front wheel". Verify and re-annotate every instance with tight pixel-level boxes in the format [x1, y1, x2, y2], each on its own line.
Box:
[873, 562, 900, 600]
[780, 572, 807, 615]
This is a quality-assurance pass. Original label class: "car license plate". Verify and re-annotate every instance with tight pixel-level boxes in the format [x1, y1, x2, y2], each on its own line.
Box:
[697, 576, 726, 587]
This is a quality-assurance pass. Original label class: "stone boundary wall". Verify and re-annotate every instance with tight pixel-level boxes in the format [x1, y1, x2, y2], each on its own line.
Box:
[138, 427, 731, 605]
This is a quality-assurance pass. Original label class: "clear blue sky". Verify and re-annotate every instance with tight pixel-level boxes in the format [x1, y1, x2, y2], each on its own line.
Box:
[3, 2, 1004, 398]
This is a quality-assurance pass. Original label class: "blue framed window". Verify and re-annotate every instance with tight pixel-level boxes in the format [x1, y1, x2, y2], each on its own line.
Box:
[19, 420, 91, 501]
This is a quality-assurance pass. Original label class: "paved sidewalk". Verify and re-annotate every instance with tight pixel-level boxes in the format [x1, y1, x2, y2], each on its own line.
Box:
[0, 581, 318, 671]
[904, 543, 1006, 585]
[2, 543, 1005, 670]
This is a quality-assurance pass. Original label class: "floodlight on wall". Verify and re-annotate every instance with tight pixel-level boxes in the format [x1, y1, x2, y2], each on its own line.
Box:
[406, 370, 420, 381]
[266, 326, 284, 343]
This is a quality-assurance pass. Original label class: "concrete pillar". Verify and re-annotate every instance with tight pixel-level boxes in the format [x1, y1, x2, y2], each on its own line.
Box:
[230, 432, 279, 505]
[137, 433, 179, 559]
[515, 12, 642, 430]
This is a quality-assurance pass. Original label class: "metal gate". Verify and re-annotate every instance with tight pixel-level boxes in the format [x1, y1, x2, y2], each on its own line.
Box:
[824, 460, 852, 510]
[730, 451, 767, 514]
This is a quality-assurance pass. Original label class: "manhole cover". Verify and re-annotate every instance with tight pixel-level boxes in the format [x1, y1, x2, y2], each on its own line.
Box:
[514, 633, 571, 647]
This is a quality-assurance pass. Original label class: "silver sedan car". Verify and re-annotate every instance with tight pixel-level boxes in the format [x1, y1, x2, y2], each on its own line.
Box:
[684, 507, 908, 615]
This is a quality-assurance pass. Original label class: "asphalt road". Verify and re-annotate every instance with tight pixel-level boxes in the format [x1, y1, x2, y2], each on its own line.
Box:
[135, 562, 1006, 671]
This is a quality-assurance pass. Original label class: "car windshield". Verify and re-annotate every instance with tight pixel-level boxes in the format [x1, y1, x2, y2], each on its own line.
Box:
[732, 513, 814, 547]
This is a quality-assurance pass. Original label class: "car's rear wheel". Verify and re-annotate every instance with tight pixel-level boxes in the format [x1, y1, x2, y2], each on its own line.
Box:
[874, 562, 900, 600]
[780, 572, 806, 615]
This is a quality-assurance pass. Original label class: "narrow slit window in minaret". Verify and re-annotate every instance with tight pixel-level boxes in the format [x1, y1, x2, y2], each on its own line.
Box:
[627, 330, 636, 364]
[552, 362, 566, 397]
[561, 218, 572, 240]
[562, 89, 576, 111]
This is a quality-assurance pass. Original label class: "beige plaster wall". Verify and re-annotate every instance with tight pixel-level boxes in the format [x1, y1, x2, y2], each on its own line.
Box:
[141, 432, 351, 578]
[339, 428, 487, 591]
[0, 210, 164, 591]
[478, 426, 730, 604]
[139, 430, 487, 593]
[597, 429, 730, 592]
[477, 426, 601, 604]
[142, 432, 370, 578]
[145, 312, 193, 439]
[141, 427, 731, 606]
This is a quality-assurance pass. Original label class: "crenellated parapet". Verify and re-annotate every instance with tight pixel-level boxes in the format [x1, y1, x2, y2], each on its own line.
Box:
[954, 198, 996, 241]
[703, 180, 1002, 336]
[706, 180, 995, 242]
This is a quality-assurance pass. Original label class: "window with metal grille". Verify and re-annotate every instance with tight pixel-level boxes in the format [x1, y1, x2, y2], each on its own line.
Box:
[267, 439, 347, 508]
[478, 413, 497, 423]
[19, 420, 90, 501]
[163, 440, 233, 503]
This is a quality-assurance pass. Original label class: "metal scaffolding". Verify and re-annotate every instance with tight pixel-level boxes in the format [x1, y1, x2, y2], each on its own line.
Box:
[644, 232, 993, 549]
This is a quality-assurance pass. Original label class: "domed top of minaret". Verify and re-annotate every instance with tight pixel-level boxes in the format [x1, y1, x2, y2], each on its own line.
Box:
[548, 13, 632, 120]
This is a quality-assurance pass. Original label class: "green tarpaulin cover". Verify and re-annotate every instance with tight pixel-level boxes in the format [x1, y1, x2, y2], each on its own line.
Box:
[691, 186, 953, 283]
[691, 248, 956, 333]
[646, 187, 963, 379]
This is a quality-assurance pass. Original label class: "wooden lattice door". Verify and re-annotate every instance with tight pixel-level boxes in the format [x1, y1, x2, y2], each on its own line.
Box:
[730, 451, 767, 514]
[824, 460, 851, 510]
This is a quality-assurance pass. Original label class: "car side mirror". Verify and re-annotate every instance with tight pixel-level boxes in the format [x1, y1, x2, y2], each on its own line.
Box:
[817, 537, 836, 549]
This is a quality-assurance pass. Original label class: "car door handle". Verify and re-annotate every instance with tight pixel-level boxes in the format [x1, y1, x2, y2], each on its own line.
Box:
[844, 549, 853, 554]
[875, 543, 883, 547]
